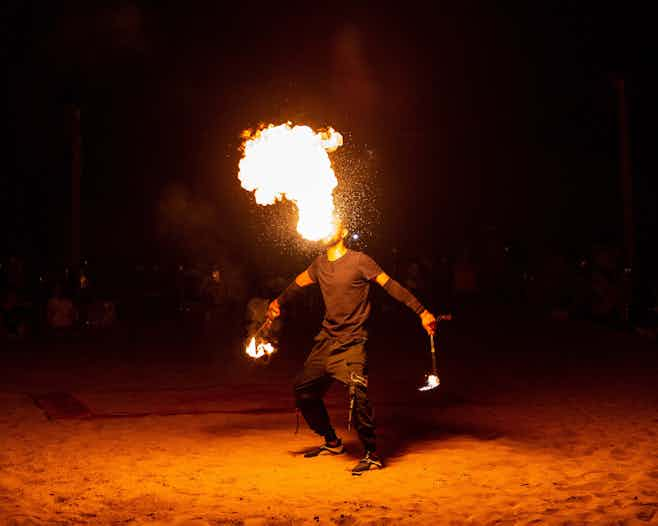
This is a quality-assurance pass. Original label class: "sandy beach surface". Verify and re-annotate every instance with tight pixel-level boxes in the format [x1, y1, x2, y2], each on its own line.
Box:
[2, 309, 657, 525]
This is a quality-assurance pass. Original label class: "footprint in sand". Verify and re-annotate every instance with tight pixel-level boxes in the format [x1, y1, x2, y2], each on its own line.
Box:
[563, 495, 594, 505]
[164, 520, 213, 526]
[636, 505, 657, 522]
[332, 513, 357, 525]
[554, 479, 606, 492]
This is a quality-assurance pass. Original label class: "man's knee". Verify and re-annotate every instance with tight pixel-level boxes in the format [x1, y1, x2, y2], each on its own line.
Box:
[351, 380, 374, 428]
[353, 384, 371, 411]
[294, 382, 322, 407]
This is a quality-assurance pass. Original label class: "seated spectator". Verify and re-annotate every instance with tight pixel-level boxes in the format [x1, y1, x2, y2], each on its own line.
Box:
[245, 285, 281, 345]
[47, 284, 77, 329]
[86, 300, 117, 329]
[245, 295, 269, 334]
[1, 290, 29, 339]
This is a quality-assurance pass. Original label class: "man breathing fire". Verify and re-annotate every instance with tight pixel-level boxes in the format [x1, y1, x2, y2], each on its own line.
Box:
[267, 221, 436, 475]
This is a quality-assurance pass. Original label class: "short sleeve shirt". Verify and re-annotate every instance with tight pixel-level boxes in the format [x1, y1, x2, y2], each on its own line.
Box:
[307, 250, 383, 341]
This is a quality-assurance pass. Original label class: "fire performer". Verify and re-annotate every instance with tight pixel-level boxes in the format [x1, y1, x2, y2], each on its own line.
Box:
[267, 221, 436, 475]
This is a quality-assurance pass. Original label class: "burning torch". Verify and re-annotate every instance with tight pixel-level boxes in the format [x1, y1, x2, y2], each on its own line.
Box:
[245, 317, 277, 360]
[418, 313, 452, 391]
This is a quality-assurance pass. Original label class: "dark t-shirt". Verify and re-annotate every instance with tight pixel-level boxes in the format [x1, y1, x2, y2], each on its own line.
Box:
[306, 249, 383, 342]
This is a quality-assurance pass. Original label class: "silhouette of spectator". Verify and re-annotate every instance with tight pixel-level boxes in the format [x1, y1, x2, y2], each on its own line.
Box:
[245, 295, 270, 335]
[404, 261, 422, 294]
[454, 249, 478, 298]
[245, 281, 281, 344]
[47, 283, 77, 330]
[591, 244, 624, 325]
[7, 256, 25, 293]
[1, 290, 29, 339]
[435, 256, 453, 309]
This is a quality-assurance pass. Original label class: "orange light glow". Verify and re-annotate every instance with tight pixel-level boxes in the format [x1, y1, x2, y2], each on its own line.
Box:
[245, 336, 276, 359]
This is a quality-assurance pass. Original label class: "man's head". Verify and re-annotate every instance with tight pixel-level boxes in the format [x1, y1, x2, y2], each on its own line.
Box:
[321, 218, 348, 248]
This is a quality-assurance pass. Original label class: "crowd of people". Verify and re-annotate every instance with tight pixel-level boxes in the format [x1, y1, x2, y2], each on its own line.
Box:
[1, 240, 656, 343]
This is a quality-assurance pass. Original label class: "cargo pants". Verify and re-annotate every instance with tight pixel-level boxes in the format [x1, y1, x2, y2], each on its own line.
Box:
[293, 331, 376, 452]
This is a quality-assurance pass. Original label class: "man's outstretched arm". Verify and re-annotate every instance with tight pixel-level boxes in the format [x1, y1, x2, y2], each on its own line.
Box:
[375, 272, 436, 335]
[266, 270, 314, 320]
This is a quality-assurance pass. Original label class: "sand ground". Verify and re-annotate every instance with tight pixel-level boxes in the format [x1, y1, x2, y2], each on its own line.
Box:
[1, 310, 657, 525]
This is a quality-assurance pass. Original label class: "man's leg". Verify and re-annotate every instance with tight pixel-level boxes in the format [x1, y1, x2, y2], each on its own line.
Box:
[293, 337, 338, 445]
[294, 374, 335, 440]
[349, 374, 382, 473]
[350, 371, 376, 453]
[328, 342, 382, 473]
[326, 343, 376, 452]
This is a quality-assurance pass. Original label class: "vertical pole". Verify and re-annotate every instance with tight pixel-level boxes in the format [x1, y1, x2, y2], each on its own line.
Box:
[615, 79, 633, 270]
[614, 78, 633, 322]
[71, 106, 81, 267]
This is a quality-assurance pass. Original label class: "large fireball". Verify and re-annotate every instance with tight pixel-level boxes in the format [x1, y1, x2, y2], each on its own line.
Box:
[238, 123, 343, 241]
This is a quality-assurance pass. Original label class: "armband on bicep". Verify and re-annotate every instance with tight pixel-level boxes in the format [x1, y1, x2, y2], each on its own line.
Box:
[382, 279, 425, 315]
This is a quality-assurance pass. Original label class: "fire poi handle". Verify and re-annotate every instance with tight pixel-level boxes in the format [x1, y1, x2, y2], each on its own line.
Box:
[429, 333, 438, 375]
[428, 313, 451, 374]
[254, 318, 272, 338]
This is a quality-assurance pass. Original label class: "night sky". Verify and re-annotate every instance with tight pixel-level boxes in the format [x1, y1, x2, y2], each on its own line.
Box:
[2, 2, 656, 275]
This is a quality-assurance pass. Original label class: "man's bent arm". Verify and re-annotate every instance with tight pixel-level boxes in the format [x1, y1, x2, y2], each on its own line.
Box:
[278, 270, 314, 302]
[375, 272, 424, 314]
[375, 272, 436, 335]
[268, 271, 314, 320]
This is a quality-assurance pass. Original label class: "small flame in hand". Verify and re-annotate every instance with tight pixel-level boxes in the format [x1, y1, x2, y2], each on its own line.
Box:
[418, 374, 440, 392]
[245, 337, 276, 359]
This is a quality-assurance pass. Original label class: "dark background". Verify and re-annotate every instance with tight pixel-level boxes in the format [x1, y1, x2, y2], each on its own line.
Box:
[1, 2, 656, 284]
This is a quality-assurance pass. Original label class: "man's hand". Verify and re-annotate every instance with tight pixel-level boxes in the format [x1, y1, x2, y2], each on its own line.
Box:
[420, 310, 436, 335]
[266, 299, 281, 321]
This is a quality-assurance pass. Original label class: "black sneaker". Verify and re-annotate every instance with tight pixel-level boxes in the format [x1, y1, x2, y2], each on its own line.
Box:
[351, 452, 383, 475]
[303, 438, 345, 458]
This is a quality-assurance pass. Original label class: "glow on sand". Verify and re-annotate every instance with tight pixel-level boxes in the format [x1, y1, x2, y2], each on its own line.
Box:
[238, 123, 343, 241]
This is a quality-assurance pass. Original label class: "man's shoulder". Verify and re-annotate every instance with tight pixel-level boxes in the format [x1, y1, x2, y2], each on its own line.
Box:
[347, 251, 381, 272]
[309, 253, 323, 266]
[349, 250, 376, 263]
[343, 250, 368, 265]
[306, 253, 323, 274]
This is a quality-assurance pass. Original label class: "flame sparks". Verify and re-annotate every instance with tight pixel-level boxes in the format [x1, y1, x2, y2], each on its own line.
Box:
[238, 123, 343, 241]
[418, 374, 440, 392]
[245, 336, 276, 359]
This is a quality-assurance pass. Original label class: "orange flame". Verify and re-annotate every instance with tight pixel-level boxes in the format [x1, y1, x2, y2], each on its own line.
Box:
[245, 336, 276, 359]
[238, 123, 343, 241]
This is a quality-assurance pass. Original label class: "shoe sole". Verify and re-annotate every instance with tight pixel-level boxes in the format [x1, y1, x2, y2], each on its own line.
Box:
[351, 462, 383, 476]
[304, 447, 345, 458]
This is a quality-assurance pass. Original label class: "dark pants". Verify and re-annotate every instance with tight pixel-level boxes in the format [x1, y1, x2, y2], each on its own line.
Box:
[293, 332, 376, 452]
